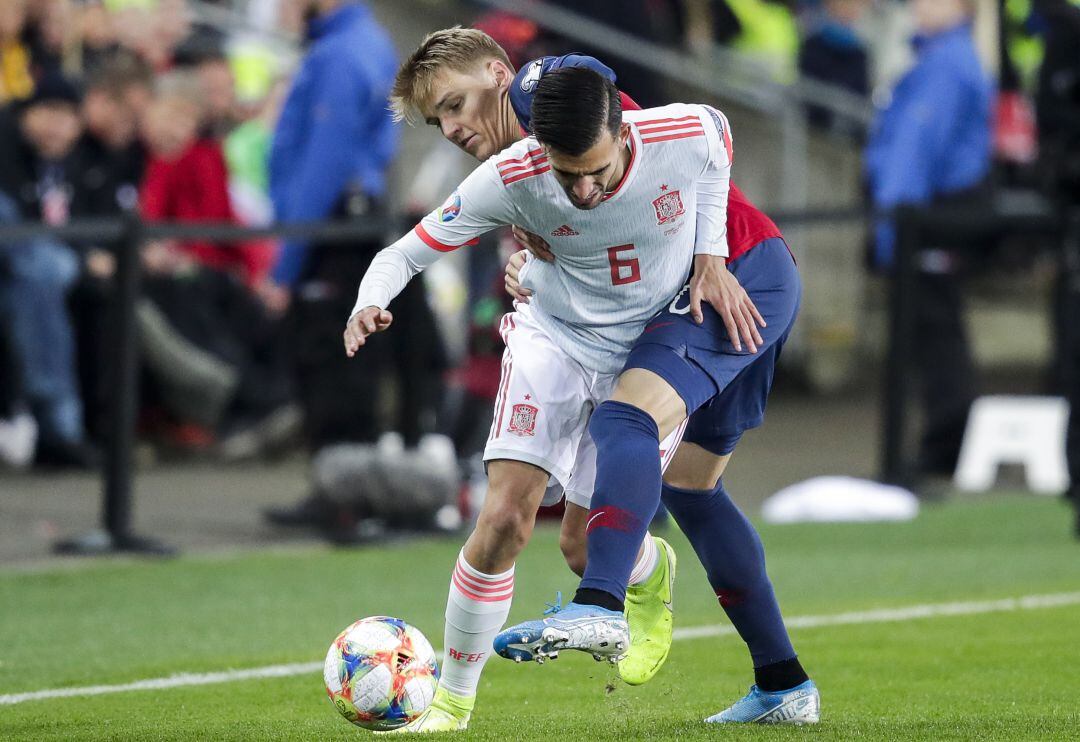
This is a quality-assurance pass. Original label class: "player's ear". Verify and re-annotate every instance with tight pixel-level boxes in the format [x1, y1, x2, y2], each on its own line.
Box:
[490, 60, 513, 91]
[618, 122, 631, 146]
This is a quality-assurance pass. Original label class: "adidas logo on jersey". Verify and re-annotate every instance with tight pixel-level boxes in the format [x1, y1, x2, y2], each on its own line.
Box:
[551, 224, 579, 237]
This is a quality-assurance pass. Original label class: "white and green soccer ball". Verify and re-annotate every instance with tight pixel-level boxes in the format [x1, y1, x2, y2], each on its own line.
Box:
[323, 616, 440, 730]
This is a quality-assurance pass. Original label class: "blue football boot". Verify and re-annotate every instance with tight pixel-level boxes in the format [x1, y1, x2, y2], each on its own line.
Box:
[705, 680, 820, 725]
[494, 594, 629, 664]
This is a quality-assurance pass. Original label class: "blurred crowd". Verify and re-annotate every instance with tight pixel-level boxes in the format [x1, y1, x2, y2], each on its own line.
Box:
[0, 0, 301, 473]
[1, 0, 1079, 536]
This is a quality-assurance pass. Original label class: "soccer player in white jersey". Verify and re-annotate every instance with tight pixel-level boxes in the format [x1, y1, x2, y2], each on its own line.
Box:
[345, 70, 754, 729]
[348, 29, 816, 729]
[497, 69, 816, 724]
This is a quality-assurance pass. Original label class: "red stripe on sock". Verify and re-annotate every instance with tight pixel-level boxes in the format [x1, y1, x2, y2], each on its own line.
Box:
[453, 565, 515, 593]
[452, 572, 514, 603]
[585, 506, 642, 535]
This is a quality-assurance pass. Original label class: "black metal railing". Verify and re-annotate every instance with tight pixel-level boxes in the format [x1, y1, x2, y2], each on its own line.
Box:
[0, 196, 1072, 553]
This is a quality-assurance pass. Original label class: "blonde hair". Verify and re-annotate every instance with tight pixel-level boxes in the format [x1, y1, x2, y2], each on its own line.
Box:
[390, 27, 511, 125]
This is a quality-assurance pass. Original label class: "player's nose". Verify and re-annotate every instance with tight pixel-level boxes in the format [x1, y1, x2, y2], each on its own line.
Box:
[572, 178, 593, 201]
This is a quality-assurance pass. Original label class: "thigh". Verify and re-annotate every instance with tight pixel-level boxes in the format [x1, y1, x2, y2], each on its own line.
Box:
[623, 238, 801, 416]
[483, 308, 595, 491]
[559, 388, 687, 511]
[682, 335, 786, 454]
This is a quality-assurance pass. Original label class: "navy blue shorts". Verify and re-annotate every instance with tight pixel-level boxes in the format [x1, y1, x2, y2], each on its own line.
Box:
[623, 237, 801, 456]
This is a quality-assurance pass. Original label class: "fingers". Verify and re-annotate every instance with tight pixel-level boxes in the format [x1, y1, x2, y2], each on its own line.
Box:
[504, 274, 531, 303]
[689, 283, 704, 325]
[512, 225, 555, 262]
[532, 241, 555, 262]
[504, 250, 532, 303]
[343, 309, 393, 357]
[738, 293, 764, 347]
[735, 309, 757, 354]
[511, 225, 531, 249]
[721, 309, 742, 353]
[360, 313, 378, 335]
[343, 321, 366, 357]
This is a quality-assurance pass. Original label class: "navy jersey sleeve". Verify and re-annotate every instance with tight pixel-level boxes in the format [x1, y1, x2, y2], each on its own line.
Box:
[510, 54, 617, 132]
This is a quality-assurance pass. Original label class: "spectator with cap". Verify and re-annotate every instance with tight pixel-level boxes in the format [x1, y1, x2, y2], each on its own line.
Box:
[0, 73, 98, 468]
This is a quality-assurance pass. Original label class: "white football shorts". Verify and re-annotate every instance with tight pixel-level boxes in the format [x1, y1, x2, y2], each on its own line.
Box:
[483, 304, 685, 510]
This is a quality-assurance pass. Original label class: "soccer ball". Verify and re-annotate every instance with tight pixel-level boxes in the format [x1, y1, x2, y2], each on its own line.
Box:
[323, 616, 440, 730]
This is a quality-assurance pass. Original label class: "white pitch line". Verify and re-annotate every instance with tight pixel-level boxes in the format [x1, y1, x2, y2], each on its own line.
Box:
[3, 591, 1079, 706]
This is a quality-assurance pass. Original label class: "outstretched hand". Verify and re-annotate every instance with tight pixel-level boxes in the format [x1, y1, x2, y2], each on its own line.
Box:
[689, 254, 766, 353]
[344, 306, 394, 357]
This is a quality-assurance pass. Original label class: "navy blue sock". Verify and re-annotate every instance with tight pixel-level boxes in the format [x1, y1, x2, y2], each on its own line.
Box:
[577, 400, 661, 606]
[661, 479, 797, 668]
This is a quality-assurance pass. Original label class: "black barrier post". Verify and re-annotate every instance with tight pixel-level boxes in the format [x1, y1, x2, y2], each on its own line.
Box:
[55, 215, 174, 556]
[881, 207, 919, 486]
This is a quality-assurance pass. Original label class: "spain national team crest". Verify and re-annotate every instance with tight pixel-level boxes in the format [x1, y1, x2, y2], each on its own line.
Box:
[508, 403, 538, 436]
[652, 190, 685, 225]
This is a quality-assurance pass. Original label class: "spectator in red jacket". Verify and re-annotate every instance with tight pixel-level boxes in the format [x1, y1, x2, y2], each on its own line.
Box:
[139, 73, 273, 287]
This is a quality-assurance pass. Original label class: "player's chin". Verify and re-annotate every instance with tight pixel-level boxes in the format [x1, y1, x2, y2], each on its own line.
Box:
[569, 195, 602, 211]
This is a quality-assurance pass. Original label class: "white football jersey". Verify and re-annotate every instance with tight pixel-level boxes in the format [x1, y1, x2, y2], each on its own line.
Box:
[354, 102, 733, 373]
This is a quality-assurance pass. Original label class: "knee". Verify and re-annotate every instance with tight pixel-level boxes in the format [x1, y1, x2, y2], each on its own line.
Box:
[588, 400, 656, 448]
[10, 241, 79, 288]
[663, 443, 731, 491]
[476, 496, 535, 554]
[559, 529, 587, 576]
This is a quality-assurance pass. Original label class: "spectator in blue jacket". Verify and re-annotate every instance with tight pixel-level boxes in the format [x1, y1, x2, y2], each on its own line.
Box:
[267, 0, 399, 293]
[263, 1, 447, 536]
[865, 0, 993, 477]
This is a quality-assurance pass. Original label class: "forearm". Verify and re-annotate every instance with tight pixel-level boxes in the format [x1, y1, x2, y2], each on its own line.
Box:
[351, 229, 441, 316]
[695, 170, 730, 258]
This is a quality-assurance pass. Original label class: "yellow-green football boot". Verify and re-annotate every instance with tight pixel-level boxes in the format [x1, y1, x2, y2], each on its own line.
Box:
[619, 535, 677, 685]
[383, 686, 472, 733]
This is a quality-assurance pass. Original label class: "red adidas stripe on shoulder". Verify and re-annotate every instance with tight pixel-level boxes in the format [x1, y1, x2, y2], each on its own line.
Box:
[636, 114, 701, 127]
[497, 148, 545, 171]
[641, 131, 705, 145]
[501, 165, 550, 185]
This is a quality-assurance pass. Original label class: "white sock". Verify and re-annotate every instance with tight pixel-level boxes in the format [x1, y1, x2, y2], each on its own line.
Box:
[440, 550, 514, 697]
[628, 532, 659, 586]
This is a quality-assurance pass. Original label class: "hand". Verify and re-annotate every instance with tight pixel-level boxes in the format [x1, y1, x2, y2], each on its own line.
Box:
[85, 248, 116, 279]
[255, 279, 291, 316]
[690, 254, 766, 353]
[511, 225, 555, 262]
[141, 240, 190, 275]
[504, 250, 532, 303]
[344, 306, 394, 356]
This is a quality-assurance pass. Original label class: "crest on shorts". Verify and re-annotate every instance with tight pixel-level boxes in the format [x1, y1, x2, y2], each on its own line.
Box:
[508, 403, 538, 436]
[652, 190, 685, 225]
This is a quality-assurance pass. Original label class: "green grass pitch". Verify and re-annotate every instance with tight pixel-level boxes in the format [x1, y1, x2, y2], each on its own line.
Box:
[2, 495, 1079, 740]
